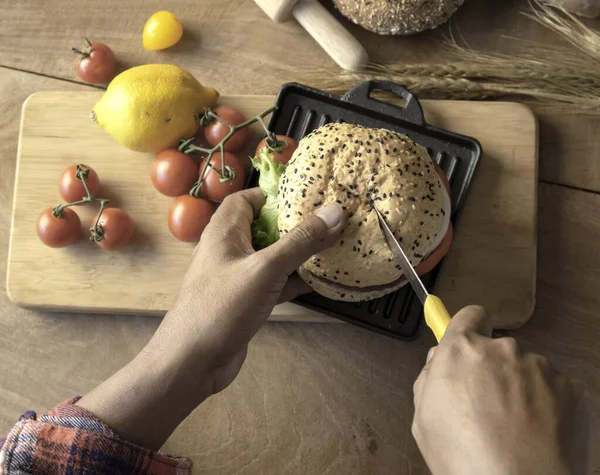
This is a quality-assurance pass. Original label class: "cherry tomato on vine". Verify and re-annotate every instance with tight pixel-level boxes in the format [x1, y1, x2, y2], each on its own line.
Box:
[255, 135, 299, 165]
[36, 208, 81, 248]
[200, 152, 246, 202]
[72, 38, 117, 84]
[151, 149, 198, 197]
[204, 106, 250, 152]
[168, 195, 215, 243]
[59, 164, 100, 203]
[91, 208, 134, 251]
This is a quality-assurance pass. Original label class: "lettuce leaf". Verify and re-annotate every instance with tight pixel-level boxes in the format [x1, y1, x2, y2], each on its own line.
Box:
[251, 147, 287, 250]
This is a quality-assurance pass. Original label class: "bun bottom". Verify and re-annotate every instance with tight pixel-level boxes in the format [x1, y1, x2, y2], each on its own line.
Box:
[297, 266, 409, 302]
[297, 222, 453, 303]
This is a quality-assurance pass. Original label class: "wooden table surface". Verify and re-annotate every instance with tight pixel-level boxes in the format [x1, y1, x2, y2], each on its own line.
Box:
[1, 1, 600, 473]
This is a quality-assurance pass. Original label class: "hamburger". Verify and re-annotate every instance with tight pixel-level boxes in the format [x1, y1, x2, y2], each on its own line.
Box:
[252, 123, 452, 302]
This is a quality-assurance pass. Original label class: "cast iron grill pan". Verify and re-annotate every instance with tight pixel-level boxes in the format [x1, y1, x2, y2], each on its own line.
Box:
[248, 81, 482, 340]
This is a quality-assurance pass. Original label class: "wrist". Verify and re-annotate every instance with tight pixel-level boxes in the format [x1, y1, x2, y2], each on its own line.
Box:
[139, 329, 217, 404]
[76, 334, 217, 451]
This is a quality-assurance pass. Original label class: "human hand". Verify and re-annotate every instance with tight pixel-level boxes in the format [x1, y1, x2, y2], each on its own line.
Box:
[412, 306, 594, 475]
[151, 187, 345, 392]
[77, 188, 344, 450]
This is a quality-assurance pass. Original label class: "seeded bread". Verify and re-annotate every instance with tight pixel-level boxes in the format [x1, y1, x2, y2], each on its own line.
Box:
[277, 123, 450, 301]
[332, 0, 465, 36]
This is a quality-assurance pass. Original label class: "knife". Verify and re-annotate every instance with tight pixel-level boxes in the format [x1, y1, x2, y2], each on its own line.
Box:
[373, 206, 452, 342]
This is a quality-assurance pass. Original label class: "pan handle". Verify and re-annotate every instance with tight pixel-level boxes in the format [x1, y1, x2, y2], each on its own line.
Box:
[341, 81, 425, 126]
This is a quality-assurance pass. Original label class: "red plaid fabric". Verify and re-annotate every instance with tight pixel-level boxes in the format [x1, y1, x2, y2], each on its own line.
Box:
[0, 398, 192, 474]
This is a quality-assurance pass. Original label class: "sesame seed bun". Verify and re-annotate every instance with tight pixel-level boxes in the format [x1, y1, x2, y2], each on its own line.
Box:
[332, 0, 465, 36]
[277, 123, 451, 302]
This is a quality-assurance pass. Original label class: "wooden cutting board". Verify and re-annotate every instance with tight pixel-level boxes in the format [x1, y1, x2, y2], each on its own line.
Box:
[7, 92, 537, 329]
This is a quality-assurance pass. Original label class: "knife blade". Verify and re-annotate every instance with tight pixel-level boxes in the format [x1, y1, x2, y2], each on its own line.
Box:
[373, 206, 452, 342]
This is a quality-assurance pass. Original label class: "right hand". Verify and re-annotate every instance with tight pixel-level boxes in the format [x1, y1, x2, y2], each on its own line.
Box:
[412, 306, 594, 475]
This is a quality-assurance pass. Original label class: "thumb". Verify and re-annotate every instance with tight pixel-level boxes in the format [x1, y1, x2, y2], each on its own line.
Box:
[259, 203, 345, 275]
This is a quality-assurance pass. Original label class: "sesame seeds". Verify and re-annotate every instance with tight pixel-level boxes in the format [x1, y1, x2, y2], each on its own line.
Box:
[279, 124, 446, 288]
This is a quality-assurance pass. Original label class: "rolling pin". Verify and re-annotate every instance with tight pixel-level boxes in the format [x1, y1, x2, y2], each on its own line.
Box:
[253, 0, 368, 71]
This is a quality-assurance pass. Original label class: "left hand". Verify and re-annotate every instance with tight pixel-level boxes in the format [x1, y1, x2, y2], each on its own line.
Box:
[77, 188, 345, 450]
[153, 188, 345, 392]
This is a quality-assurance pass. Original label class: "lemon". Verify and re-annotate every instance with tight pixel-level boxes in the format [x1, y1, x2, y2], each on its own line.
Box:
[91, 64, 219, 153]
[143, 11, 183, 50]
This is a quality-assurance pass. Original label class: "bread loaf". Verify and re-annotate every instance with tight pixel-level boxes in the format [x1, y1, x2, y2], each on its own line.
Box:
[332, 0, 465, 35]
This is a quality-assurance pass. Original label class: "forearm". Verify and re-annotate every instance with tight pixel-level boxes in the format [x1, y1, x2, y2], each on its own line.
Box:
[76, 336, 214, 451]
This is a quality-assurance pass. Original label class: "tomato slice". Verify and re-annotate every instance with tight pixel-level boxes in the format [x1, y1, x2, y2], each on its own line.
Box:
[414, 223, 453, 277]
[413, 165, 452, 277]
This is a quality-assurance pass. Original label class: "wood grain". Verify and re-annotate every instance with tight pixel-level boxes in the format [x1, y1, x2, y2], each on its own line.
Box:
[291, 0, 368, 71]
[0, 69, 599, 475]
[3, 0, 599, 193]
[0, 0, 561, 90]
[7, 91, 537, 329]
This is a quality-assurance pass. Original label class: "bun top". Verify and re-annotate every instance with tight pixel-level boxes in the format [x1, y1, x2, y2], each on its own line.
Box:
[277, 123, 450, 288]
[332, 0, 465, 36]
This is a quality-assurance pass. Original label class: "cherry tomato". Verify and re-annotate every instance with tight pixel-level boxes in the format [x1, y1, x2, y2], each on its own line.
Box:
[204, 106, 250, 152]
[168, 195, 215, 243]
[200, 152, 246, 202]
[36, 208, 81, 248]
[59, 164, 100, 203]
[143, 11, 183, 50]
[91, 208, 134, 251]
[151, 149, 198, 197]
[255, 135, 299, 165]
[72, 38, 117, 84]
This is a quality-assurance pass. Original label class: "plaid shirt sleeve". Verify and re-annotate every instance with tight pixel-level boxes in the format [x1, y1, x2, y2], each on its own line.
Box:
[0, 397, 192, 474]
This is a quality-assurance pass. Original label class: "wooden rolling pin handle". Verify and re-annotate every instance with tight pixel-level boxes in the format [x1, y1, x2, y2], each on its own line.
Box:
[292, 0, 368, 72]
[253, 0, 297, 22]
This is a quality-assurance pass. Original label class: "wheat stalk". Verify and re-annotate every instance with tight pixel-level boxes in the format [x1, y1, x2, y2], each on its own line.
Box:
[302, 0, 600, 112]
[526, 0, 600, 59]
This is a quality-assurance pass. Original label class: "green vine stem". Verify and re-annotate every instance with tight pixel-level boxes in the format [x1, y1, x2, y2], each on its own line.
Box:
[72, 37, 93, 57]
[52, 164, 110, 242]
[180, 105, 286, 199]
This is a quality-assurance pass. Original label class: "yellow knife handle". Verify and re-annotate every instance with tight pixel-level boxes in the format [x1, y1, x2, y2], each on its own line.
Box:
[424, 295, 452, 342]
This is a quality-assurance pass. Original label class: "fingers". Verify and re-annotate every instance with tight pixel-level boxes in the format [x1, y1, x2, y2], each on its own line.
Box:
[211, 188, 265, 228]
[426, 346, 437, 364]
[442, 305, 492, 340]
[277, 273, 313, 304]
[413, 346, 437, 407]
[200, 188, 265, 253]
[259, 203, 345, 276]
[414, 306, 490, 408]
